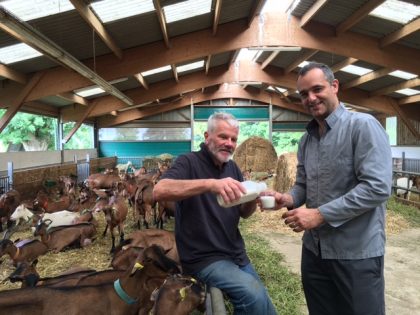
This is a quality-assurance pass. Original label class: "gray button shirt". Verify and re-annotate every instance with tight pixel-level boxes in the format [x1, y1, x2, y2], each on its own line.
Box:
[290, 104, 392, 259]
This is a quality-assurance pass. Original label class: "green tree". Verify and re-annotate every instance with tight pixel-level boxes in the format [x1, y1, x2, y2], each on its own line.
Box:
[272, 131, 304, 154]
[63, 122, 94, 149]
[0, 110, 56, 151]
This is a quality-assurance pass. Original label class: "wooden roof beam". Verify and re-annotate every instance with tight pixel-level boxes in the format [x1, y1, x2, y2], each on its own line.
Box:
[300, 0, 328, 28]
[380, 17, 420, 47]
[342, 67, 393, 90]
[134, 73, 149, 90]
[57, 92, 89, 106]
[370, 77, 420, 96]
[70, 0, 123, 59]
[212, 0, 223, 35]
[205, 55, 212, 75]
[398, 94, 420, 106]
[261, 51, 280, 70]
[0, 72, 44, 133]
[388, 99, 420, 139]
[330, 57, 358, 73]
[171, 64, 179, 83]
[153, 0, 171, 48]
[62, 99, 98, 144]
[0, 64, 27, 84]
[336, 0, 385, 35]
[285, 50, 318, 73]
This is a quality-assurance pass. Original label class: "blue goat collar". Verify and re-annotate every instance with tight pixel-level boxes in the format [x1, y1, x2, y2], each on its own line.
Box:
[114, 279, 138, 305]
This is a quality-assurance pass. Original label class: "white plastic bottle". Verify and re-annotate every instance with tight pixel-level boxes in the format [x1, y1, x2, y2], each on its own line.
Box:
[217, 180, 267, 208]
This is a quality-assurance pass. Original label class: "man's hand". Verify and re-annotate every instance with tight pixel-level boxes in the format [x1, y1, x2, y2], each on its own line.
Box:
[282, 208, 325, 232]
[211, 177, 246, 205]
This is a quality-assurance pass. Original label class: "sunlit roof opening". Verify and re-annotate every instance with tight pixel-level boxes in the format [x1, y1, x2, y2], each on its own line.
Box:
[91, 0, 155, 23]
[177, 60, 205, 73]
[298, 61, 309, 68]
[0, 43, 43, 64]
[389, 70, 418, 80]
[235, 48, 262, 62]
[74, 86, 105, 98]
[1, 0, 74, 21]
[141, 65, 172, 77]
[340, 65, 373, 76]
[396, 88, 420, 96]
[164, 0, 212, 23]
[369, 0, 420, 24]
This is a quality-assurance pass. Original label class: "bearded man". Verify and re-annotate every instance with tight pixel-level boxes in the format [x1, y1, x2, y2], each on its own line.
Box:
[153, 112, 277, 315]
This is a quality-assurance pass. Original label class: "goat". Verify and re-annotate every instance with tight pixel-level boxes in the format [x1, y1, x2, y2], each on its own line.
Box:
[150, 275, 206, 315]
[155, 201, 175, 229]
[0, 239, 48, 266]
[134, 179, 156, 229]
[123, 229, 179, 265]
[8, 259, 124, 289]
[395, 177, 413, 199]
[34, 220, 96, 253]
[110, 241, 143, 271]
[85, 173, 121, 190]
[0, 190, 21, 232]
[93, 194, 128, 253]
[10, 206, 80, 230]
[116, 161, 133, 176]
[33, 192, 72, 213]
[0, 245, 180, 315]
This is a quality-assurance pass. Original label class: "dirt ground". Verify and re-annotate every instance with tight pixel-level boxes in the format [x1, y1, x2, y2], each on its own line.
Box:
[251, 210, 420, 315]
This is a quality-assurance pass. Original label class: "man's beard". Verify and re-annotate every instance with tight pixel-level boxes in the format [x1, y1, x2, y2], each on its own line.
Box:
[207, 141, 233, 163]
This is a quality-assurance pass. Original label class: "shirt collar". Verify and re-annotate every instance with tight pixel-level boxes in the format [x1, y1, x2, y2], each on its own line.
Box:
[306, 103, 346, 137]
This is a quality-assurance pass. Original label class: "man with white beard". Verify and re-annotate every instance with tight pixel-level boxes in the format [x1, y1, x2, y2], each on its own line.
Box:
[153, 112, 277, 315]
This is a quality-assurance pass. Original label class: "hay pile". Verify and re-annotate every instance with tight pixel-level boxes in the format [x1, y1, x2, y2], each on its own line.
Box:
[233, 137, 277, 173]
[274, 152, 297, 193]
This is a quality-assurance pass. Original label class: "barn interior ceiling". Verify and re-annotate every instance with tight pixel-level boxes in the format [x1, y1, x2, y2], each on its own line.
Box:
[0, 0, 419, 141]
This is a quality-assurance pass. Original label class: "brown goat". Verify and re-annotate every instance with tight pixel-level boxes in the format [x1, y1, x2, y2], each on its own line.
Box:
[85, 173, 121, 190]
[8, 259, 124, 289]
[150, 275, 206, 315]
[33, 192, 72, 214]
[155, 200, 175, 229]
[33, 220, 96, 253]
[123, 229, 179, 265]
[0, 245, 180, 315]
[94, 194, 128, 253]
[0, 189, 21, 232]
[0, 239, 47, 266]
[134, 179, 156, 229]
[110, 241, 144, 271]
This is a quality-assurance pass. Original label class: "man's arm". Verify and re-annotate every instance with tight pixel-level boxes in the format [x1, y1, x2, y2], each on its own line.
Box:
[153, 177, 247, 203]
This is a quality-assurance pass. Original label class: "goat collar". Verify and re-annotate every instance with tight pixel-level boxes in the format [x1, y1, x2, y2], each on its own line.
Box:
[113, 279, 138, 305]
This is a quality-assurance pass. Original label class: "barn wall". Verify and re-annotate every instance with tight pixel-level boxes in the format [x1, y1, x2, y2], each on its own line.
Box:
[0, 149, 97, 172]
[398, 118, 420, 146]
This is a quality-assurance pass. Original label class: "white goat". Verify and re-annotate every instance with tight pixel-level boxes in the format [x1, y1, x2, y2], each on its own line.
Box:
[115, 161, 133, 175]
[395, 177, 413, 199]
[10, 205, 80, 230]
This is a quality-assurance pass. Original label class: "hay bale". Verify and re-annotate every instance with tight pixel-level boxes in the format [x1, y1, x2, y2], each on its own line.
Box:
[233, 137, 277, 173]
[274, 152, 297, 193]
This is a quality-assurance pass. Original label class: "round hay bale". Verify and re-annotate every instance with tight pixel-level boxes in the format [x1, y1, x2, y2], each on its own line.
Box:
[233, 137, 277, 173]
[274, 152, 297, 193]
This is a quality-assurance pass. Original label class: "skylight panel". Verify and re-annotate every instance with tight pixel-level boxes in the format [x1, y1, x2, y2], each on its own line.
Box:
[369, 0, 420, 24]
[91, 0, 155, 23]
[395, 88, 420, 96]
[389, 70, 418, 80]
[340, 65, 372, 76]
[0, 43, 43, 64]
[235, 48, 262, 62]
[164, 0, 212, 23]
[177, 60, 204, 73]
[74, 86, 105, 98]
[298, 61, 309, 68]
[141, 65, 171, 77]
[1, 0, 73, 21]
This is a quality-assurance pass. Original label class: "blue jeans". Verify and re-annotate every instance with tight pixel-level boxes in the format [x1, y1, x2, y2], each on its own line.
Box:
[194, 260, 277, 315]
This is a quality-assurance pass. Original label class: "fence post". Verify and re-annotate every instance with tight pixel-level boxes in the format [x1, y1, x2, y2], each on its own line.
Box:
[7, 161, 13, 190]
[86, 154, 90, 176]
[402, 152, 406, 171]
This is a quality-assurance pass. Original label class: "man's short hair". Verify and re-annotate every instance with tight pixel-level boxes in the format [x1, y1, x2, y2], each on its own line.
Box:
[207, 112, 239, 133]
[298, 62, 335, 84]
